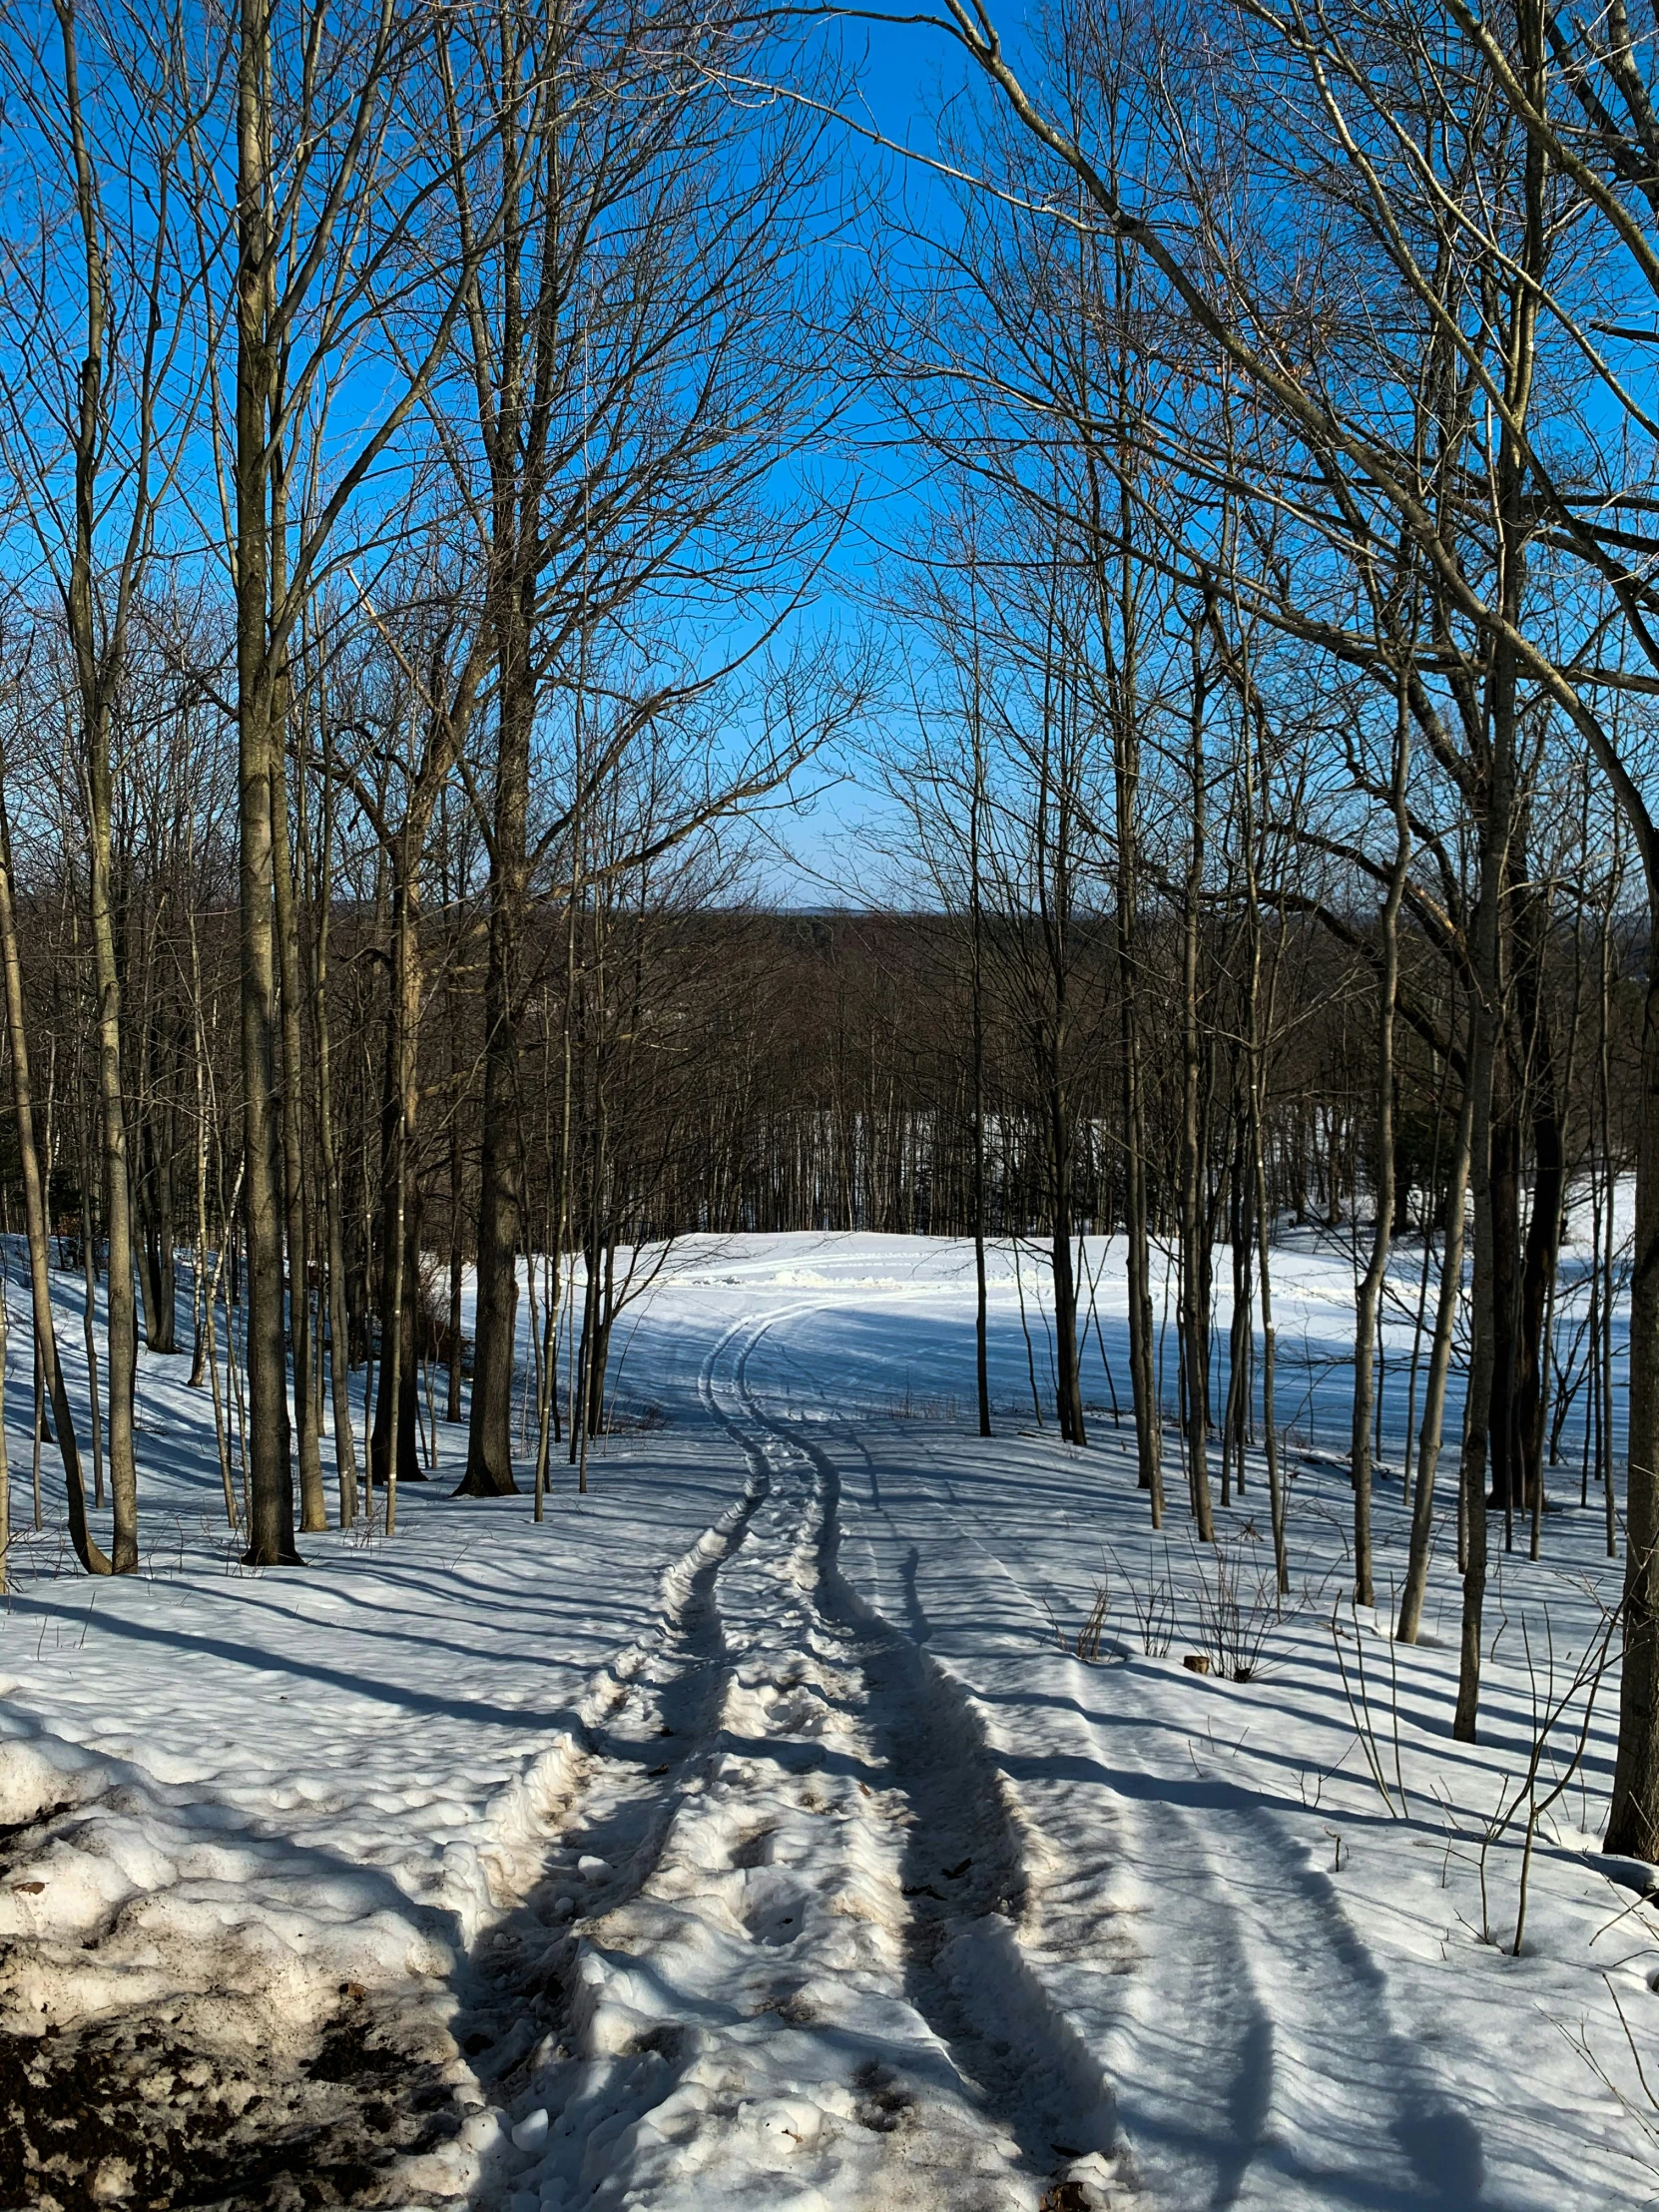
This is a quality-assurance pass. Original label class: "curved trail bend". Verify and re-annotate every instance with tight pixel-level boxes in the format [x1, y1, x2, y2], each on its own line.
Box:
[451, 1306, 1126, 2212]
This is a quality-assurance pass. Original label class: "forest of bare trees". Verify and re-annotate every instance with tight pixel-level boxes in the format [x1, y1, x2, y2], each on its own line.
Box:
[4, 0, 1659, 1870]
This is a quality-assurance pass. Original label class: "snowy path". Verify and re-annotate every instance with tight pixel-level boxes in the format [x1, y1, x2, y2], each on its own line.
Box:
[697, 1305, 1486, 2212]
[2, 1233, 1655, 2210]
[473, 1305, 1121, 2211]
[470, 1273, 1616, 2212]
[509, 1253, 1641, 2212]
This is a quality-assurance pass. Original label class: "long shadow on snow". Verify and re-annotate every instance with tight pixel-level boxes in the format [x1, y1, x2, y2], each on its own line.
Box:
[792, 1422, 1118, 2182]
[899, 1684, 1496, 2205]
[807, 1434, 1494, 2212]
[4, 1595, 587, 1734]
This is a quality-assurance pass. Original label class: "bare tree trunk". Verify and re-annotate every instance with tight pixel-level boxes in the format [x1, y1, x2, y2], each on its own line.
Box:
[970, 713, 991, 1438]
[270, 643, 325, 1531]
[1351, 696, 1411, 1605]
[1050, 1088, 1087, 1446]
[1602, 909, 1619, 1565]
[1453, 722, 1512, 1742]
[1107, 554, 1160, 1514]
[0, 794, 107, 1573]
[1251, 1078, 1287, 1595]
[1180, 673, 1215, 1540]
[371, 864, 425, 1492]
[1223, 1106, 1250, 1507]
[1513, 867, 1565, 1524]
[445, 953, 465, 1424]
[313, 728, 357, 1524]
[59, 0, 137, 1571]
[77, 1099, 104, 1509]
[84, 740, 139, 1572]
[381, 857, 412, 1538]
[1608, 940, 1659, 1850]
[187, 911, 213, 1390]
[1397, 1080, 1474, 1644]
[459, 585, 531, 1497]
[234, 0, 297, 1566]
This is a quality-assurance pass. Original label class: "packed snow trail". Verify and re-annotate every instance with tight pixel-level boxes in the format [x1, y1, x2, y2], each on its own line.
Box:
[462, 1306, 1124, 2212]
[707, 1310, 1487, 2212]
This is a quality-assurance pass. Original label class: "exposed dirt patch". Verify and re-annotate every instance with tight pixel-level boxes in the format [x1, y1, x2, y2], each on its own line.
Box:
[0, 1803, 73, 1877]
[0, 1983, 463, 2211]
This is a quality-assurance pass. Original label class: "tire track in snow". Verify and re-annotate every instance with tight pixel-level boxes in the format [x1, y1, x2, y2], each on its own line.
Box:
[447, 1303, 1129, 2212]
[475, 1315, 776, 1920]
[809, 1408, 1491, 2212]
[389, 1328, 774, 2204]
[703, 1312, 1126, 2209]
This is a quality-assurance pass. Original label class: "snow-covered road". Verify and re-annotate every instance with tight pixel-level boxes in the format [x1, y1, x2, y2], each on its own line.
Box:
[0, 1234, 1653, 2209]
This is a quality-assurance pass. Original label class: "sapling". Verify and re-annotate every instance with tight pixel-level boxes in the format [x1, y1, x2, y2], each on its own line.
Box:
[1330, 1591, 1408, 1819]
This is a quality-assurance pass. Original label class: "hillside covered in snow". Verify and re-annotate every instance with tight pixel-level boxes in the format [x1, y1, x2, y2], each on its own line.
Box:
[0, 1233, 1649, 2211]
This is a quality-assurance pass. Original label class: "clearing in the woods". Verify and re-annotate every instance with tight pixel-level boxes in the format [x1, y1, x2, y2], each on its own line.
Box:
[0, 1232, 1648, 2211]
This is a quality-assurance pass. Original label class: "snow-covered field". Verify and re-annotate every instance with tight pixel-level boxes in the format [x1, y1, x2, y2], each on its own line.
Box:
[0, 1231, 1652, 2209]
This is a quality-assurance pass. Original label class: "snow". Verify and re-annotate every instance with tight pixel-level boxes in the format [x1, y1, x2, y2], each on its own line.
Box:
[1, 1228, 1654, 2208]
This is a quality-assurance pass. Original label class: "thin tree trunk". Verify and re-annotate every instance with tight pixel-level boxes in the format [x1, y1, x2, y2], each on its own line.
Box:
[1180, 670, 1214, 1541]
[459, 588, 531, 1498]
[313, 716, 358, 1523]
[1397, 1080, 1474, 1644]
[371, 863, 424, 1491]
[269, 476, 325, 1533]
[970, 719, 991, 1439]
[0, 794, 107, 1573]
[382, 864, 411, 1539]
[1453, 737, 1513, 1743]
[76, 1066, 104, 1510]
[59, 0, 137, 1571]
[1607, 939, 1659, 1853]
[1352, 694, 1411, 1606]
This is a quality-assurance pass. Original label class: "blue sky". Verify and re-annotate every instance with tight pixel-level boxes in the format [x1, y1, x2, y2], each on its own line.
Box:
[754, 14, 990, 908]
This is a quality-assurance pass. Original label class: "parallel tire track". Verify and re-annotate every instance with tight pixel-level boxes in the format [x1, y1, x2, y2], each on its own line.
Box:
[704, 1315, 1126, 2211]
[390, 1330, 777, 2205]
[449, 1305, 1128, 2212]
